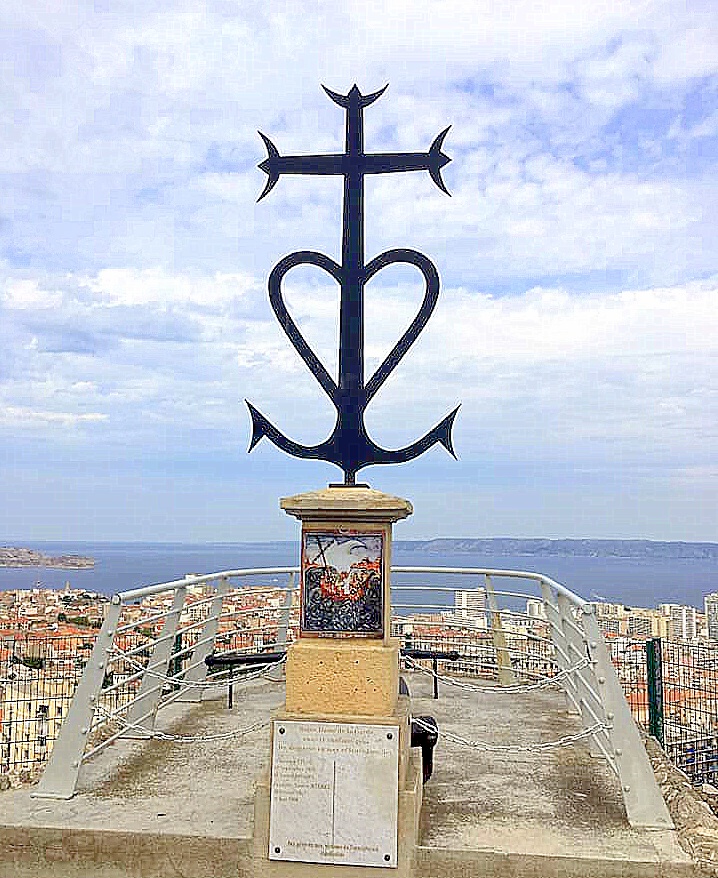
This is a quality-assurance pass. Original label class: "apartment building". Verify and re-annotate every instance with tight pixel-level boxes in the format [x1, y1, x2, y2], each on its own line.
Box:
[705, 593, 718, 641]
[660, 604, 698, 641]
[453, 588, 487, 628]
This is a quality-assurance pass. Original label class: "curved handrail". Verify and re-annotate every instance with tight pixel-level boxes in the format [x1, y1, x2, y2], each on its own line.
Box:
[117, 567, 299, 602]
[392, 566, 589, 610]
[116, 564, 589, 611]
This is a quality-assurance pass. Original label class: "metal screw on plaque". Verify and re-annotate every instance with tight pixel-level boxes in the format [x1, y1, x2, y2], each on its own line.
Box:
[278, 727, 285, 734]
[247, 84, 460, 485]
[387, 732, 393, 740]
[384, 854, 391, 862]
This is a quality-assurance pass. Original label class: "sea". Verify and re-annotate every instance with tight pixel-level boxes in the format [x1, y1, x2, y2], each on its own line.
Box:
[0, 541, 716, 611]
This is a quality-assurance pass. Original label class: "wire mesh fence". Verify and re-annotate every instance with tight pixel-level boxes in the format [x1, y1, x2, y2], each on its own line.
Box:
[0, 632, 98, 776]
[605, 635, 718, 785]
[659, 640, 718, 785]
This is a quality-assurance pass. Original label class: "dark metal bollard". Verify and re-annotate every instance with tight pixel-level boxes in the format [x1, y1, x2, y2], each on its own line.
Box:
[411, 715, 439, 784]
[402, 648, 460, 699]
[205, 650, 286, 709]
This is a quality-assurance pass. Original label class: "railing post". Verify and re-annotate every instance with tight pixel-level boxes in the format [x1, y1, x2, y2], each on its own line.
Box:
[32, 597, 122, 799]
[556, 592, 605, 758]
[177, 577, 229, 702]
[540, 581, 578, 715]
[170, 632, 183, 689]
[486, 574, 516, 686]
[646, 637, 665, 747]
[582, 608, 673, 829]
[125, 586, 187, 736]
[276, 572, 295, 649]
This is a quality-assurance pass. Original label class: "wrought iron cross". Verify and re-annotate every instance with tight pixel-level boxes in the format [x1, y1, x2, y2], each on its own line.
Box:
[247, 84, 460, 485]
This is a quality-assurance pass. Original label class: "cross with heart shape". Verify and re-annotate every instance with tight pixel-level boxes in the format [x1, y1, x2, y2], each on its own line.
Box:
[247, 84, 460, 485]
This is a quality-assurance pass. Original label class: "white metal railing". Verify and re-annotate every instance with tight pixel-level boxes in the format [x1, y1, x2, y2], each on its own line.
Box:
[31, 565, 673, 830]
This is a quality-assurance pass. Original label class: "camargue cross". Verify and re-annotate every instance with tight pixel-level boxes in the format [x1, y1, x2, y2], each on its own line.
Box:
[247, 84, 460, 485]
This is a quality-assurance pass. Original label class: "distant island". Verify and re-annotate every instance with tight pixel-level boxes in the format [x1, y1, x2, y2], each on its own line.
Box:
[0, 547, 95, 569]
[397, 538, 718, 561]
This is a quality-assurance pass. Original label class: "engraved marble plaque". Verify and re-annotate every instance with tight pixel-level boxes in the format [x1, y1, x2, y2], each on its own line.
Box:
[269, 720, 399, 868]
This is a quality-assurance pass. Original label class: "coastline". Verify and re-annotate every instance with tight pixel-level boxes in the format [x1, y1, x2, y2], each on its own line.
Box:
[0, 547, 94, 570]
[0, 541, 714, 608]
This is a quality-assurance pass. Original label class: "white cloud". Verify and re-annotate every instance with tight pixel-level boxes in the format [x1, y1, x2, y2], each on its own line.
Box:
[2, 267, 714, 471]
[345, 0, 658, 82]
[0, 0, 717, 538]
[0, 405, 107, 427]
[84, 267, 260, 307]
[651, 22, 718, 83]
[362, 277, 718, 462]
[1, 0, 715, 288]
[2, 279, 62, 309]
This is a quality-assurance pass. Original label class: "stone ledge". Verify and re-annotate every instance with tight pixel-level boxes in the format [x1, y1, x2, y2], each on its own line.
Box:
[415, 846, 697, 878]
[0, 824, 251, 878]
[280, 487, 412, 522]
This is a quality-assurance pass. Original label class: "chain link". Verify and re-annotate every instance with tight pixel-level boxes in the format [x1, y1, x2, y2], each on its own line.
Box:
[403, 654, 590, 694]
[411, 714, 608, 753]
[96, 705, 270, 743]
[97, 710, 604, 750]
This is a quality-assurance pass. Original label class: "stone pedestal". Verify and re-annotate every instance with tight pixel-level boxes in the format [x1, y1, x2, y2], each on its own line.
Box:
[251, 487, 420, 876]
[284, 638, 400, 716]
[252, 704, 423, 878]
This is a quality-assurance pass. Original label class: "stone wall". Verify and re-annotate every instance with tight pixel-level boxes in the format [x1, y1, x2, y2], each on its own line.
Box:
[646, 736, 718, 877]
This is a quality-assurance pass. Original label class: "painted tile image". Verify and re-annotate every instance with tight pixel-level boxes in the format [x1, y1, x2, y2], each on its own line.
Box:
[301, 532, 383, 635]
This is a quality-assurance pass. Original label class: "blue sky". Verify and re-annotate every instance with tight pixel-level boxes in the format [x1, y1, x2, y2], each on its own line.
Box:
[1, 0, 716, 542]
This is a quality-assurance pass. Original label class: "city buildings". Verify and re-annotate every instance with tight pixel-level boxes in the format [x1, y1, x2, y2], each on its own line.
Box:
[452, 587, 487, 628]
[705, 593, 718, 641]
[661, 604, 699, 642]
[591, 601, 700, 642]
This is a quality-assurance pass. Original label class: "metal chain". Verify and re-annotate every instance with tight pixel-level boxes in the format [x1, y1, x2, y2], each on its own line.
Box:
[411, 714, 608, 753]
[404, 654, 590, 694]
[109, 646, 286, 689]
[96, 708, 603, 750]
[96, 705, 270, 743]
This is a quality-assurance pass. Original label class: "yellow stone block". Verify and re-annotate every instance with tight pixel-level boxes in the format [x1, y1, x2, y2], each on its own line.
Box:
[285, 638, 399, 716]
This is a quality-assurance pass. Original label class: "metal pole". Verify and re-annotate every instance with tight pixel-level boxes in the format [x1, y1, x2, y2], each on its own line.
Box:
[32, 598, 122, 799]
[582, 609, 673, 829]
[486, 574, 516, 686]
[125, 586, 187, 736]
[276, 572, 295, 649]
[556, 592, 604, 759]
[178, 577, 229, 702]
[646, 637, 665, 747]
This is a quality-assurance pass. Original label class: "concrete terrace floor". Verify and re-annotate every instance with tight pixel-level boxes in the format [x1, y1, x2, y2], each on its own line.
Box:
[0, 671, 699, 878]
